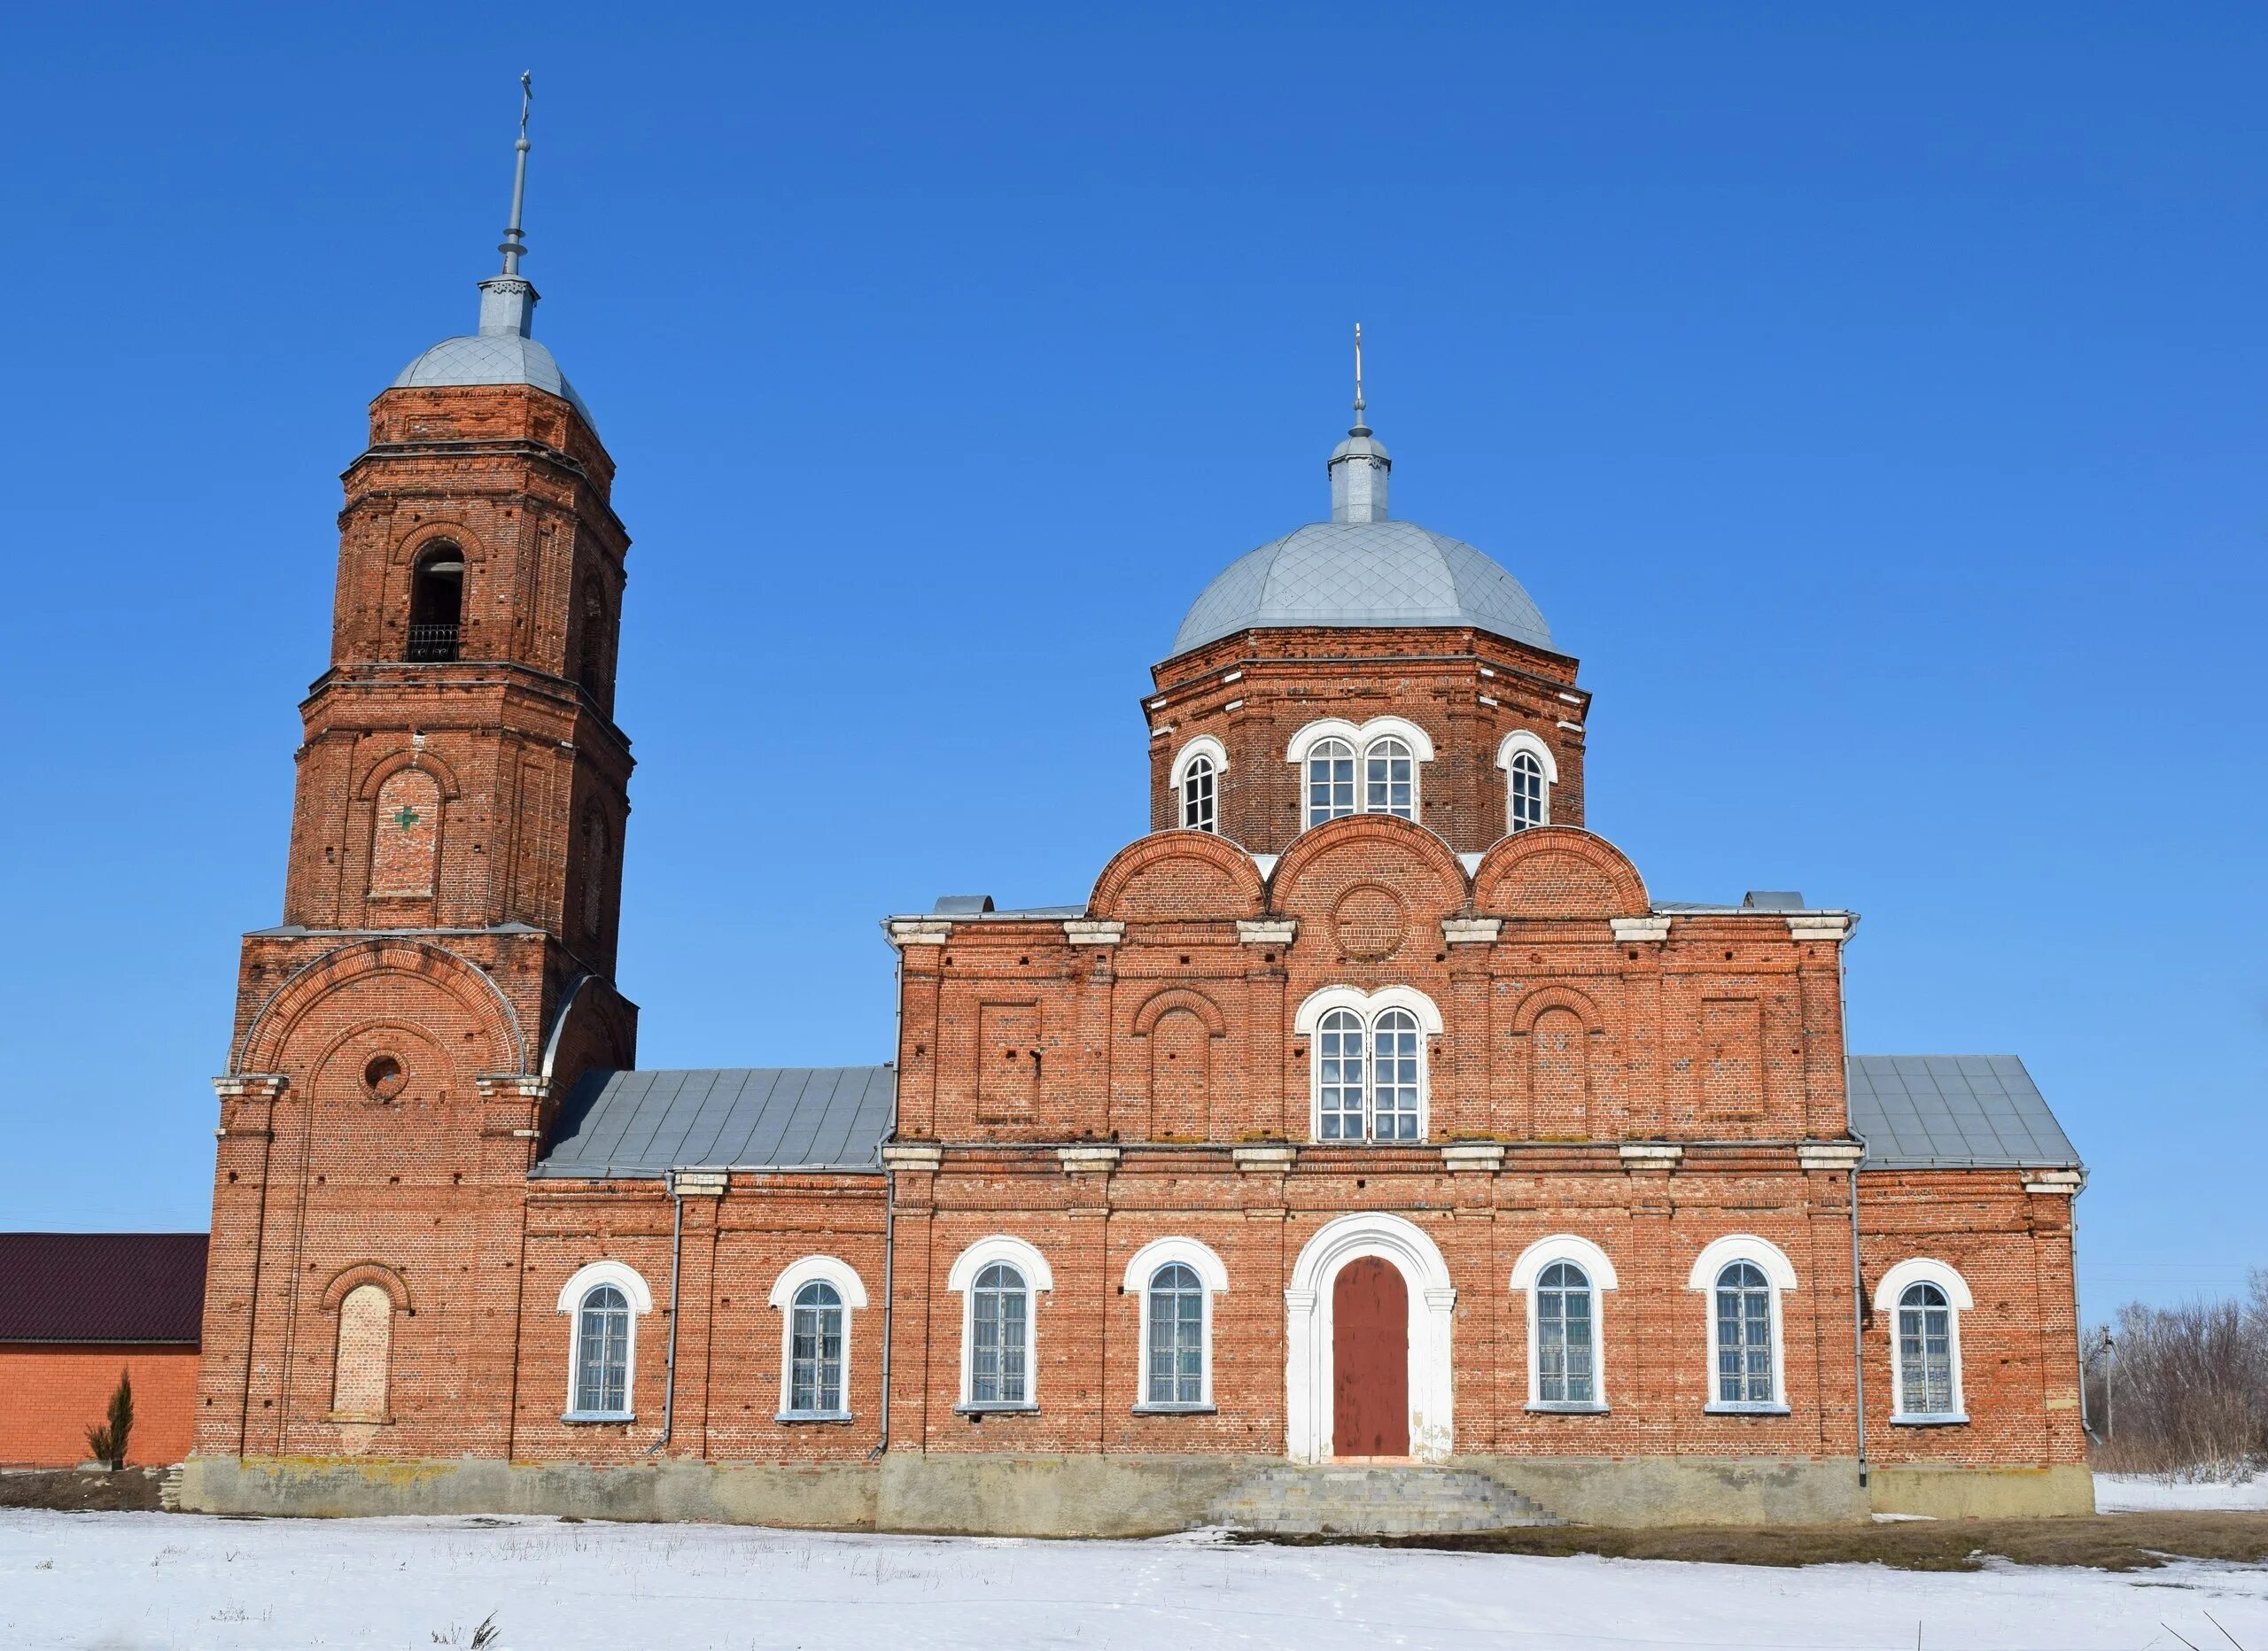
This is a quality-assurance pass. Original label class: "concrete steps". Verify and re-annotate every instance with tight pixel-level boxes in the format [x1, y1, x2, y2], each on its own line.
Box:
[1208, 1463, 1558, 1535]
[158, 1465, 184, 1512]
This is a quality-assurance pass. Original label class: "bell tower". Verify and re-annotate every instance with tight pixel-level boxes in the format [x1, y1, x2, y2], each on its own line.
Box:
[197, 81, 639, 1464]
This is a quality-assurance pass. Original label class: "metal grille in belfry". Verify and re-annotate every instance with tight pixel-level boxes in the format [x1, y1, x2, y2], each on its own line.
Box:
[405, 623, 461, 662]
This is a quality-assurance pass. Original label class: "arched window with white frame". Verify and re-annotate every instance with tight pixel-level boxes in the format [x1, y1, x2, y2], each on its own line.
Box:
[769, 1255, 870, 1422]
[1875, 1259, 1972, 1424]
[1170, 736, 1227, 834]
[1122, 1236, 1230, 1414]
[948, 1236, 1052, 1411]
[1181, 756, 1217, 832]
[1363, 736, 1414, 819]
[1289, 718, 1434, 832]
[1296, 986, 1441, 1143]
[1685, 1236, 1797, 1415]
[556, 1260, 652, 1422]
[1306, 737, 1355, 828]
[1510, 1236, 1617, 1411]
[1495, 731, 1557, 836]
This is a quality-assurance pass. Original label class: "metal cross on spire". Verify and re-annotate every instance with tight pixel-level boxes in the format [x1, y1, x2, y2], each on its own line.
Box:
[1349, 322, 1371, 436]
[499, 71, 534, 275]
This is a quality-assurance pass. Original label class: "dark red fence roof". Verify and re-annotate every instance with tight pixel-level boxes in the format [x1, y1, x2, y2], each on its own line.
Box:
[0, 1233, 207, 1345]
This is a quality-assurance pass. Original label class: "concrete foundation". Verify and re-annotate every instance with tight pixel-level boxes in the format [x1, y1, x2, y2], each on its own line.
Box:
[181, 1452, 2093, 1532]
[1867, 1462, 2096, 1520]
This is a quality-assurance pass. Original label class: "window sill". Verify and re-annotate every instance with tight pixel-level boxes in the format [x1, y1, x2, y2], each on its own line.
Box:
[775, 1410, 855, 1425]
[1891, 1413, 1969, 1427]
[1703, 1403, 1790, 1417]
[953, 1402, 1039, 1416]
[560, 1411, 635, 1425]
[1525, 1401, 1609, 1415]
[1130, 1402, 1217, 1415]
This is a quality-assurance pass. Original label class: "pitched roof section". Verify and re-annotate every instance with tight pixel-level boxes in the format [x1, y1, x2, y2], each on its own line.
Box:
[1846, 1055, 2081, 1171]
[532, 1067, 895, 1180]
[0, 1233, 208, 1345]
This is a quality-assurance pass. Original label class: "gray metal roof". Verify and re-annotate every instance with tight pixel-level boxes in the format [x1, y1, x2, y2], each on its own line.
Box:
[532, 1067, 894, 1179]
[1846, 1055, 2081, 1171]
[1171, 520, 1554, 658]
[392, 333, 595, 429]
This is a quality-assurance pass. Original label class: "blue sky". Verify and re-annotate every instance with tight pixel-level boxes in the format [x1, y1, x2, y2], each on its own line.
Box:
[0, 6, 2259, 1321]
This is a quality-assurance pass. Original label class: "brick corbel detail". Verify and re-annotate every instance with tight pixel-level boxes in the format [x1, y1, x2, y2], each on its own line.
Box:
[1057, 1145, 1121, 1174]
[2021, 1170, 2084, 1196]
[882, 1143, 944, 1172]
[1441, 918, 1501, 946]
[1236, 919, 1297, 947]
[1232, 1144, 1296, 1172]
[1062, 920, 1125, 946]
[476, 1073, 550, 1138]
[1610, 917, 1671, 943]
[669, 1169, 728, 1197]
[213, 1073, 287, 1139]
[1441, 1143, 1506, 1173]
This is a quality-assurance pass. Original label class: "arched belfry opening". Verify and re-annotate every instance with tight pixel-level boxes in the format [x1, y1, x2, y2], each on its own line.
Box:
[406, 546, 464, 662]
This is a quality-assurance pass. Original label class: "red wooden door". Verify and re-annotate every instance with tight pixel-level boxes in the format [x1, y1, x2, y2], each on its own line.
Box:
[1332, 1257, 1410, 1457]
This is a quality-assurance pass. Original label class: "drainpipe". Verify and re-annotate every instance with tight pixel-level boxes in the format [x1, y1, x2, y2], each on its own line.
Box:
[1848, 1162, 1868, 1489]
[868, 942, 906, 1462]
[647, 1177, 686, 1456]
[870, 1170, 895, 1461]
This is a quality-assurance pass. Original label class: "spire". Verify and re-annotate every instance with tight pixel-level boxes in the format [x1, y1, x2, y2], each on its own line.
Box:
[477, 73, 540, 339]
[1327, 322, 1392, 523]
[1349, 322, 1371, 436]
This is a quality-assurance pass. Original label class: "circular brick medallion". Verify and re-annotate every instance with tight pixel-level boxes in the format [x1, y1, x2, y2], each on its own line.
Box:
[1332, 885, 1407, 961]
[362, 1054, 408, 1103]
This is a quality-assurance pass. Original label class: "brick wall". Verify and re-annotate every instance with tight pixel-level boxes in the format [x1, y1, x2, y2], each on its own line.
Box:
[1, 1345, 199, 1468]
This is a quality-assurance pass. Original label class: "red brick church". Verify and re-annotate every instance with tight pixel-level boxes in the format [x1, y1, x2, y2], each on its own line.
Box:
[184, 127, 2091, 1531]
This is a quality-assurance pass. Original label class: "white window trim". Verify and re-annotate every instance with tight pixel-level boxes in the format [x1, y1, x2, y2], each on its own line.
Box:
[1495, 730, 1557, 833]
[1169, 734, 1230, 791]
[555, 1260, 652, 1422]
[1121, 1236, 1229, 1412]
[947, 1235, 1053, 1411]
[768, 1254, 869, 1422]
[1874, 1257, 1973, 1425]
[1509, 1235, 1618, 1413]
[1685, 1235, 1798, 1416]
[1293, 984, 1442, 1143]
[1287, 717, 1434, 827]
[1284, 1212, 1456, 1462]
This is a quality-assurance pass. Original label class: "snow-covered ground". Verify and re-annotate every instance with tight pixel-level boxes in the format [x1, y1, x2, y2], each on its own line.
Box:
[2096, 1469, 2268, 1513]
[4, 1511, 2267, 1651]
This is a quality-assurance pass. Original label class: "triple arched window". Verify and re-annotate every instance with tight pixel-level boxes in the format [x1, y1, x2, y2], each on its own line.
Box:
[1287, 719, 1433, 831]
[1296, 987, 1440, 1143]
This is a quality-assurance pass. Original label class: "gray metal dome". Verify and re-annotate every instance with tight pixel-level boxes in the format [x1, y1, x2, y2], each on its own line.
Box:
[1171, 519, 1554, 657]
[392, 329, 595, 430]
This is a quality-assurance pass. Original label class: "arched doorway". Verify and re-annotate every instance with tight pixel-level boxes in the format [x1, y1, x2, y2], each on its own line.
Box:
[1332, 1257, 1409, 1456]
[1284, 1212, 1456, 1462]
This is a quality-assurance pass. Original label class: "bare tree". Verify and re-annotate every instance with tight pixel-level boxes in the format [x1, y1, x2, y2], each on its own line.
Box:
[2084, 1269, 2268, 1478]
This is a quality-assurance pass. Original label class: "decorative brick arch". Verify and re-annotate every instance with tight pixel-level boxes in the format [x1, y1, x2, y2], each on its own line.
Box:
[321, 1261, 413, 1314]
[1472, 826, 1649, 919]
[393, 519, 481, 569]
[235, 938, 525, 1075]
[1088, 830, 1265, 921]
[1130, 987, 1229, 1039]
[353, 746, 462, 802]
[1267, 815, 1468, 955]
[1508, 983, 1606, 1036]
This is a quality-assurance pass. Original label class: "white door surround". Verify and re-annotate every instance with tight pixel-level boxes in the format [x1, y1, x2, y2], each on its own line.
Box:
[1284, 1212, 1456, 1463]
